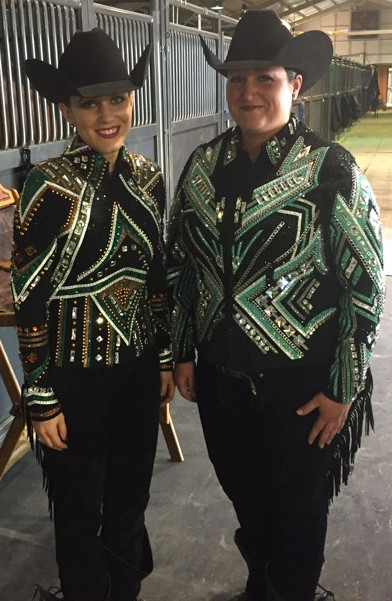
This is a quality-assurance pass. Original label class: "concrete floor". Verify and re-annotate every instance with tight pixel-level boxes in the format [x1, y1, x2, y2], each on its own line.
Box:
[1, 112, 392, 601]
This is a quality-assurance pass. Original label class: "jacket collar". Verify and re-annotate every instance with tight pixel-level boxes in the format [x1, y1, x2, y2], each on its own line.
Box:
[62, 134, 129, 186]
[223, 114, 299, 168]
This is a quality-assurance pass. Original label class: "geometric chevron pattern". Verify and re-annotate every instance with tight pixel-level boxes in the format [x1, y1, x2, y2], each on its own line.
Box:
[167, 117, 385, 403]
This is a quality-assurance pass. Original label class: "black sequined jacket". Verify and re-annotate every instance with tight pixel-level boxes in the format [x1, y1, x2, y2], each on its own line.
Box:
[167, 116, 385, 405]
[11, 135, 173, 421]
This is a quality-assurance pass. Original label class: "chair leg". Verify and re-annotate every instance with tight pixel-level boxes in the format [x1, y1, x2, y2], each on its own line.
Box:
[0, 338, 29, 481]
[159, 405, 184, 462]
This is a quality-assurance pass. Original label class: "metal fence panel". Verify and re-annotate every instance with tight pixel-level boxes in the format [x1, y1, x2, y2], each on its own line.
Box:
[0, 0, 79, 150]
[169, 27, 218, 122]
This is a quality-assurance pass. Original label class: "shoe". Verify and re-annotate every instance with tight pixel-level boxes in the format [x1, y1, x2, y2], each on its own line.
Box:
[314, 583, 335, 600]
[32, 585, 64, 600]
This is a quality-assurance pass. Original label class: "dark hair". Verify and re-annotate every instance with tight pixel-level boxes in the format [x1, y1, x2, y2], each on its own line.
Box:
[57, 90, 132, 106]
[285, 69, 298, 82]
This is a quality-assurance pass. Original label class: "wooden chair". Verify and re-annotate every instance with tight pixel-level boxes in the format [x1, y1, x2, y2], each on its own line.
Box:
[159, 403, 184, 463]
[0, 184, 30, 480]
[0, 185, 183, 482]
[0, 311, 29, 480]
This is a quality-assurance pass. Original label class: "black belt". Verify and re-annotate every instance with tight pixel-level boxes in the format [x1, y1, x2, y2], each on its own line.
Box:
[215, 364, 261, 397]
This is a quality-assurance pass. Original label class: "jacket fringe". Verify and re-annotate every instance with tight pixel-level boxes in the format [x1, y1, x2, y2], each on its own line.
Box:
[23, 385, 53, 518]
[328, 369, 374, 503]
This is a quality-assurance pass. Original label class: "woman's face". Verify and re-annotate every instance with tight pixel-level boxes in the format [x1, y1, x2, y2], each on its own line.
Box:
[226, 66, 302, 148]
[59, 92, 134, 170]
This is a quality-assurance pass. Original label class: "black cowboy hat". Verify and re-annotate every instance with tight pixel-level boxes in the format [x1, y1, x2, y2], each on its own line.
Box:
[200, 10, 333, 93]
[25, 28, 151, 103]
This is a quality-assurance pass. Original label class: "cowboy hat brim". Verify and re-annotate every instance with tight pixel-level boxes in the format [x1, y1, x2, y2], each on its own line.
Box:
[200, 31, 332, 93]
[25, 44, 151, 103]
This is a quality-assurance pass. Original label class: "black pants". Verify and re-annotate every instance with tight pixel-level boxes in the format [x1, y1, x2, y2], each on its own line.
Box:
[42, 351, 160, 601]
[196, 363, 332, 601]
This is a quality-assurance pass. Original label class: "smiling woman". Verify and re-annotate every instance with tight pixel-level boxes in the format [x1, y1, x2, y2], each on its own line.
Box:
[167, 10, 385, 601]
[59, 93, 134, 172]
[11, 28, 174, 601]
[226, 67, 302, 159]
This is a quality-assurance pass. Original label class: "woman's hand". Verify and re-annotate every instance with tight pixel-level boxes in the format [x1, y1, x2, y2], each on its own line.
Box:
[174, 361, 196, 402]
[160, 371, 175, 407]
[32, 412, 68, 451]
[296, 391, 351, 449]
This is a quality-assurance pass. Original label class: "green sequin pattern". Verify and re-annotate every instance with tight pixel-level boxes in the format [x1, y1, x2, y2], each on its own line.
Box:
[167, 121, 385, 403]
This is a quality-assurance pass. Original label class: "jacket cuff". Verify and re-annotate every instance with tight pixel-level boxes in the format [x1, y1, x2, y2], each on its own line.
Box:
[24, 386, 62, 421]
[159, 346, 173, 366]
[320, 386, 343, 403]
[174, 351, 196, 363]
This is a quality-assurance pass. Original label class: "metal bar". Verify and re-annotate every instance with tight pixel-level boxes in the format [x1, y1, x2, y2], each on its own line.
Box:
[17, 0, 34, 147]
[169, 0, 236, 24]
[145, 23, 153, 129]
[80, 0, 96, 30]
[35, 1, 50, 143]
[216, 14, 224, 135]
[170, 22, 220, 36]
[137, 20, 146, 127]
[1, 0, 18, 149]
[50, 2, 62, 140]
[10, 0, 26, 147]
[151, 0, 164, 171]
[171, 31, 177, 122]
[43, 2, 58, 141]
[0, 1, 9, 149]
[180, 32, 185, 121]
[35, 0, 79, 6]
[160, 0, 175, 206]
[28, 0, 43, 144]
[94, 2, 152, 23]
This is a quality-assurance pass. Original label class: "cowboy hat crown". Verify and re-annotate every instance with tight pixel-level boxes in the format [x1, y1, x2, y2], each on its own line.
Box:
[25, 28, 151, 103]
[200, 10, 333, 93]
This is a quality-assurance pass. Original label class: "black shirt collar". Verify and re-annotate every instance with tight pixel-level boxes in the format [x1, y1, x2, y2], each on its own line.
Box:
[63, 134, 130, 187]
[224, 114, 299, 168]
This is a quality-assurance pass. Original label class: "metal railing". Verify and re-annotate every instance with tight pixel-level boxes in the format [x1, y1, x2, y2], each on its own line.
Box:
[170, 27, 217, 121]
[0, 0, 79, 150]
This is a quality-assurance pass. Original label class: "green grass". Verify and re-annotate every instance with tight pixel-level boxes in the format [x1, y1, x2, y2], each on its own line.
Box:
[338, 108, 392, 153]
